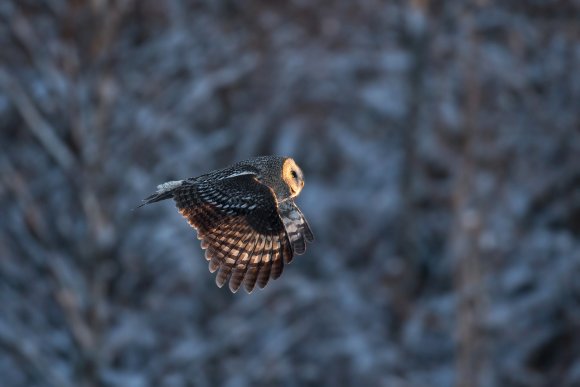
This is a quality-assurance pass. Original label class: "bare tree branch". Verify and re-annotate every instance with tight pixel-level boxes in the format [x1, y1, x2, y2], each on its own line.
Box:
[0, 69, 76, 171]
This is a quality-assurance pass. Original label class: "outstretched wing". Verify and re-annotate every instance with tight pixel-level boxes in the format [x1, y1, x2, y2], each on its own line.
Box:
[173, 174, 294, 293]
[278, 200, 314, 258]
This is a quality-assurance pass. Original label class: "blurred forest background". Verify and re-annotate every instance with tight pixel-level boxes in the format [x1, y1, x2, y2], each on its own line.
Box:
[1, 1, 579, 386]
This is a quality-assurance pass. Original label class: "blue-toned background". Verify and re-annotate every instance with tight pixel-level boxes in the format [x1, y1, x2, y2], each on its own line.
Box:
[1, 1, 579, 386]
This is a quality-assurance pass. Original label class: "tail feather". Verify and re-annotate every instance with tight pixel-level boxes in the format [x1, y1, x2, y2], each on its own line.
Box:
[137, 180, 184, 208]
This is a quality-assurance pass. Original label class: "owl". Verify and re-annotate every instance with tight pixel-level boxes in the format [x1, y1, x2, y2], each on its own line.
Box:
[140, 156, 314, 293]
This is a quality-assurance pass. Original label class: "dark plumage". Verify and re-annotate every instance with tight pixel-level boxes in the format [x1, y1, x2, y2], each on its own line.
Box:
[140, 156, 314, 293]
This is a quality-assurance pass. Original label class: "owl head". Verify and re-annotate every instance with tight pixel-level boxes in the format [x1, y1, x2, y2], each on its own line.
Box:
[237, 156, 306, 201]
[282, 158, 305, 198]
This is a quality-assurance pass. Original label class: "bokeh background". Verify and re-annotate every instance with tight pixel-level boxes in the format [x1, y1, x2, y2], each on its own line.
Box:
[1, 1, 579, 386]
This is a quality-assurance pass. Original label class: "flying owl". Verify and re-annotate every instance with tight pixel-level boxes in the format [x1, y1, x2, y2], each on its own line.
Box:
[140, 156, 314, 293]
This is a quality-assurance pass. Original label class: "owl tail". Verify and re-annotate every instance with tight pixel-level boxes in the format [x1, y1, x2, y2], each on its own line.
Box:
[137, 180, 184, 208]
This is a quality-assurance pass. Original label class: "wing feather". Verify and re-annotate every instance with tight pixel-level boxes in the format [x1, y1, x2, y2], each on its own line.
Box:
[171, 174, 312, 293]
[257, 235, 276, 289]
[204, 219, 248, 273]
[215, 224, 257, 287]
[270, 238, 292, 279]
[243, 234, 269, 293]
[278, 200, 314, 256]
[229, 233, 261, 293]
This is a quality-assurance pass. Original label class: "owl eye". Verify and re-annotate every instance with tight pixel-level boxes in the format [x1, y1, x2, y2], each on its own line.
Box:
[291, 170, 298, 179]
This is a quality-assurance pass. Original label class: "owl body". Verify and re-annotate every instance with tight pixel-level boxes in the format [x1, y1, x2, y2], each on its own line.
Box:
[190, 156, 293, 200]
[141, 156, 313, 293]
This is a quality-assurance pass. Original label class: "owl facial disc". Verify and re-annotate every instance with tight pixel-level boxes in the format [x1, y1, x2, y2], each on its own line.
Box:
[282, 158, 305, 198]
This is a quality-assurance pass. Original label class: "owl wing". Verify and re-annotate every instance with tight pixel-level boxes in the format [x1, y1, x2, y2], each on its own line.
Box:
[173, 174, 296, 293]
[278, 200, 314, 257]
